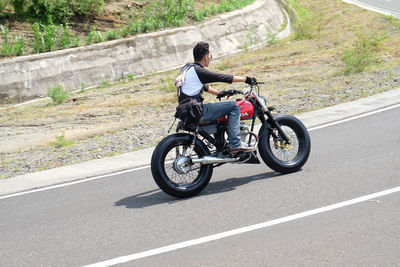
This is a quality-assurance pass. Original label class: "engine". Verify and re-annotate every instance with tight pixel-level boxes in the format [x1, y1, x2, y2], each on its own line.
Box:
[240, 122, 250, 142]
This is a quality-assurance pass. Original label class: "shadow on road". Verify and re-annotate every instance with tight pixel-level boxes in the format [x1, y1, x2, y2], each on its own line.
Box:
[115, 171, 282, 209]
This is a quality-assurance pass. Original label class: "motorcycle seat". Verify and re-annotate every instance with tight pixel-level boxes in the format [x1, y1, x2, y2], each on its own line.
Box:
[177, 119, 218, 132]
[196, 119, 218, 126]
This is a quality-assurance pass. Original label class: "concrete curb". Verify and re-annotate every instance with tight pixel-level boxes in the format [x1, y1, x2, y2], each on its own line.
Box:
[1, 88, 400, 196]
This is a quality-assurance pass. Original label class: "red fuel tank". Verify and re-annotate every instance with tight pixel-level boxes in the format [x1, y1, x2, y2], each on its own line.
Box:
[218, 100, 254, 122]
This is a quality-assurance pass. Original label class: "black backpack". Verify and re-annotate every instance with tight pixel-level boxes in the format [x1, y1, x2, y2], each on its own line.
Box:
[174, 64, 203, 125]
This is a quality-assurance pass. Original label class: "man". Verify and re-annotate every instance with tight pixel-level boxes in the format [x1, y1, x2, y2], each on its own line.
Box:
[179, 41, 256, 153]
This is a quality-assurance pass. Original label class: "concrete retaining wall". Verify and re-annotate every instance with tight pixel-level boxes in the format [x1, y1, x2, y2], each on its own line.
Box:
[0, 0, 285, 103]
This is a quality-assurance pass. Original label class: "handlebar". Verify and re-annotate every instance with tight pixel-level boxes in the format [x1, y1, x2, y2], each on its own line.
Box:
[217, 89, 244, 101]
[216, 81, 265, 101]
[229, 89, 244, 96]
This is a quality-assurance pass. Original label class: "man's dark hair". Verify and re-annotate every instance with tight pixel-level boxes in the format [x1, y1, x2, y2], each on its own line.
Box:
[193, 41, 209, 62]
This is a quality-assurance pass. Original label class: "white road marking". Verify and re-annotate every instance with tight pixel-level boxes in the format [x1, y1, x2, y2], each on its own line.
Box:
[0, 166, 150, 200]
[83, 185, 400, 267]
[308, 103, 400, 131]
[1, 103, 399, 200]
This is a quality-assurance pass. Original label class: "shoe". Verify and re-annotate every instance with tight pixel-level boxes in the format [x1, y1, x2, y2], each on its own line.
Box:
[229, 142, 256, 153]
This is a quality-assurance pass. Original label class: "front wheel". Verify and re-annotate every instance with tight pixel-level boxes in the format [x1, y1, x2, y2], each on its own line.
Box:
[258, 115, 311, 173]
[151, 133, 213, 198]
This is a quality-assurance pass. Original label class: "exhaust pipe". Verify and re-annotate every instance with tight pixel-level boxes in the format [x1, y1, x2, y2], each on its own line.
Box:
[191, 156, 238, 165]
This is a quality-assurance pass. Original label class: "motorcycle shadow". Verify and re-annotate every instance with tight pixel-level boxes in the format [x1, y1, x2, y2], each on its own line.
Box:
[115, 171, 282, 209]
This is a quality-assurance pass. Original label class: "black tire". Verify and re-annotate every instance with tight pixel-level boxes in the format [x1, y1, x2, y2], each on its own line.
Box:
[151, 133, 213, 198]
[258, 114, 311, 173]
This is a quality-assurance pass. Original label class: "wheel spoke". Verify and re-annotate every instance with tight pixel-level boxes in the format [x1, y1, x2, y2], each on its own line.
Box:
[269, 126, 299, 162]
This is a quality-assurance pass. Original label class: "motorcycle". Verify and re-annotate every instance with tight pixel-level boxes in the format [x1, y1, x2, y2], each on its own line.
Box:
[151, 82, 311, 198]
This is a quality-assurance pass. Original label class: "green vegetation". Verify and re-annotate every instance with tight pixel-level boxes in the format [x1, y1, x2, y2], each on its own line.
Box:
[0, 0, 11, 14]
[31, 22, 79, 53]
[285, 0, 323, 40]
[105, 29, 119, 41]
[192, 0, 254, 21]
[98, 76, 110, 88]
[9, 0, 104, 24]
[125, 74, 135, 81]
[383, 15, 400, 31]
[266, 33, 277, 45]
[86, 26, 104, 45]
[1, 24, 24, 55]
[293, 15, 322, 40]
[52, 133, 75, 148]
[161, 76, 176, 92]
[47, 85, 70, 104]
[341, 32, 388, 74]
[285, 0, 309, 19]
[242, 28, 259, 52]
[0, 0, 255, 57]
[124, 0, 255, 35]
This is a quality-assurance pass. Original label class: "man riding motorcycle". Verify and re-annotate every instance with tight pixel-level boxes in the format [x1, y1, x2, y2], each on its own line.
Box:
[179, 41, 257, 153]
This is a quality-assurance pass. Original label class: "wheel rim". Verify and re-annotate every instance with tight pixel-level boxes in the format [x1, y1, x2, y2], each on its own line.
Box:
[269, 125, 300, 162]
[163, 143, 203, 189]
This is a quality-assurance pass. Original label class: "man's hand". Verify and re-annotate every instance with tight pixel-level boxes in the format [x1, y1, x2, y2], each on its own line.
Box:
[217, 89, 241, 100]
[245, 76, 257, 85]
[217, 90, 229, 100]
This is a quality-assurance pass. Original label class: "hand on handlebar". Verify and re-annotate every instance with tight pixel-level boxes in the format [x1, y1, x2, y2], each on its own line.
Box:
[217, 89, 243, 100]
[245, 76, 257, 85]
[217, 90, 229, 100]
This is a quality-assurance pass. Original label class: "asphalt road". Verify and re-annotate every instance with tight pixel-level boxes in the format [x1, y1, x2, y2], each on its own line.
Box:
[359, 0, 400, 12]
[1, 106, 400, 266]
[345, 0, 400, 16]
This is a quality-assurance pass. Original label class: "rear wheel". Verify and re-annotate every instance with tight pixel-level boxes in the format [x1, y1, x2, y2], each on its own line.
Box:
[151, 133, 213, 198]
[258, 115, 311, 173]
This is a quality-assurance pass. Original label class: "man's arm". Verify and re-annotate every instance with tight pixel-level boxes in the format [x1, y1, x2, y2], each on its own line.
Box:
[232, 76, 246, 83]
[206, 76, 247, 96]
[207, 86, 219, 96]
[195, 66, 234, 84]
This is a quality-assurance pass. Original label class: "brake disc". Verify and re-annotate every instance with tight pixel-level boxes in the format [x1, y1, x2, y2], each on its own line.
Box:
[280, 136, 295, 151]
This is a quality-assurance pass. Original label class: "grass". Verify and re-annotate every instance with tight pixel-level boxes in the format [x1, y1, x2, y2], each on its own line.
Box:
[341, 32, 388, 75]
[0, 24, 10, 55]
[161, 76, 176, 93]
[285, 0, 309, 20]
[47, 85, 70, 104]
[51, 133, 76, 148]
[125, 74, 135, 81]
[1, 24, 25, 56]
[86, 25, 104, 45]
[242, 28, 259, 52]
[31, 22, 79, 53]
[285, 0, 323, 41]
[4, 0, 104, 24]
[98, 76, 110, 88]
[124, 0, 256, 35]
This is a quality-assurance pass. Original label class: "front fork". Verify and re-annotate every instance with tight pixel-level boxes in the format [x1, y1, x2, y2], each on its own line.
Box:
[262, 110, 291, 144]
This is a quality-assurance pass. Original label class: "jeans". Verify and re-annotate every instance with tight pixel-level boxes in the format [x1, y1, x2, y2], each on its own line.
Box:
[201, 101, 241, 148]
